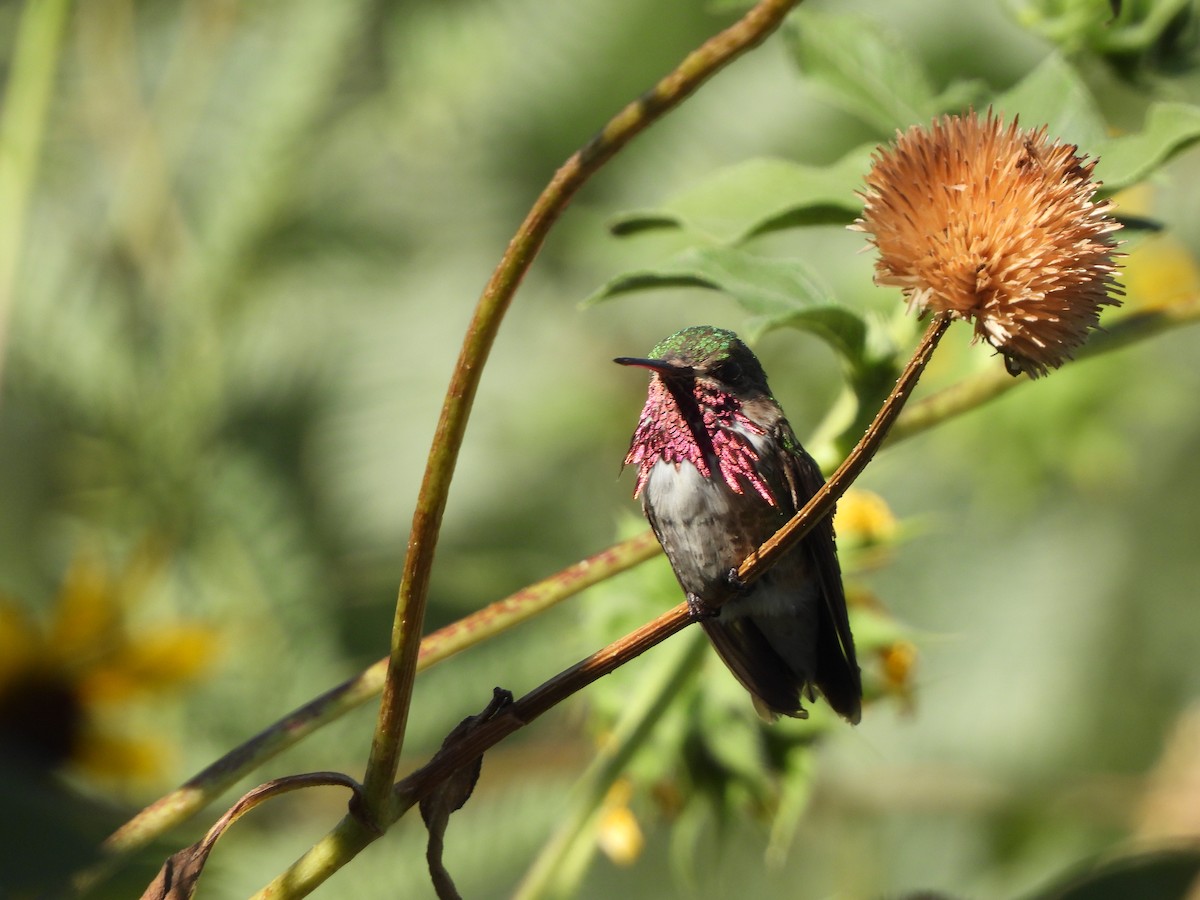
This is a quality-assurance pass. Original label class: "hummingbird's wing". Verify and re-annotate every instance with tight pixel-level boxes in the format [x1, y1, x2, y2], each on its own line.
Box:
[774, 422, 863, 724]
[699, 615, 818, 720]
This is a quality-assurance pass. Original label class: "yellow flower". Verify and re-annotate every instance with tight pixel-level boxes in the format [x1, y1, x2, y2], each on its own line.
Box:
[852, 110, 1123, 377]
[834, 489, 898, 546]
[596, 779, 644, 867]
[878, 640, 918, 710]
[835, 490, 902, 575]
[0, 552, 217, 782]
[1109, 183, 1200, 311]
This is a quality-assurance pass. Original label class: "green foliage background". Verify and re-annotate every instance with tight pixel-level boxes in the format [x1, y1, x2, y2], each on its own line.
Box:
[2, 0, 1200, 897]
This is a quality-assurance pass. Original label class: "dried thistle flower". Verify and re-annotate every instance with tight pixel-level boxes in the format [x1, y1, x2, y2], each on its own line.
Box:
[852, 110, 1123, 377]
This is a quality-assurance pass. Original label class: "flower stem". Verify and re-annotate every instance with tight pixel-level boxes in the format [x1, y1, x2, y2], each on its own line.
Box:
[738, 315, 951, 584]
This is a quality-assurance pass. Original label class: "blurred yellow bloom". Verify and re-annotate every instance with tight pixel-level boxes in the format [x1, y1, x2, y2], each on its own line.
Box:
[878, 640, 918, 708]
[835, 489, 898, 546]
[1112, 183, 1200, 311]
[596, 778, 644, 867]
[1123, 236, 1200, 311]
[1134, 704, 1200, 842]
[0, 552, 218, 782]
[835, 490, 901, 574]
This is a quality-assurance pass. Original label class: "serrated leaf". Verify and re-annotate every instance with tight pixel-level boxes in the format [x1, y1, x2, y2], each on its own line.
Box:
[783, 9, 939, 133]
[1094, 102, 1200, 192]
[607, 150, 873, 245]
[993, 53, 1108, 147]
[583, 246, 836, 317]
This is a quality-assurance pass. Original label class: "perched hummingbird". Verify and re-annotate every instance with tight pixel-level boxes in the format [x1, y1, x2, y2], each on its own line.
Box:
[616, 326, 861, 722]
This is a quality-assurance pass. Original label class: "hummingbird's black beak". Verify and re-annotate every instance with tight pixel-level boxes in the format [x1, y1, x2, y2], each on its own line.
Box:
[613, 357, 696, 378]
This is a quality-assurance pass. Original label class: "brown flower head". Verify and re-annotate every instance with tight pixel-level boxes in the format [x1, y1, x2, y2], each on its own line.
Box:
[852, 110, 1123, 377]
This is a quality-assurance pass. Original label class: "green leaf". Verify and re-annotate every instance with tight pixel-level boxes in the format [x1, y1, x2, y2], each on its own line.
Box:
[1027, 848, 1200, 900]
[607, 150, 873, 245]
[585, 246, 878, 377]
[993, 52, 1108, 147]
[1094, 102, 1200, 193]
[1013, 0, 1195, 61]
[583, 246, 837, 317]
[746, 306, 869, 371]
[782, 9, 940, 133]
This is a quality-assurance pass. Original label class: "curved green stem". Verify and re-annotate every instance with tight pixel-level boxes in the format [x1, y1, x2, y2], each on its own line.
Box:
[359, 0, 805, 821]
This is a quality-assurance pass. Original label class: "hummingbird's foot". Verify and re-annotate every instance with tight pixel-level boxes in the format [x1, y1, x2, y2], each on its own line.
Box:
[686, 592, 720, 621]
[725, 567, 749, 594]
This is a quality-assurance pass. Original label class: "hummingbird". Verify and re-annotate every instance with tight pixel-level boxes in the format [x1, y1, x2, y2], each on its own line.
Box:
[616, 326, 861, 722]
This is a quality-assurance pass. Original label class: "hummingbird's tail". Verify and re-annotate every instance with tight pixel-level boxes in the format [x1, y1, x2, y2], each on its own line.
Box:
[814, 604, 863, 724]
[701, 617, 810, 719]
[701, 612, 862, 723]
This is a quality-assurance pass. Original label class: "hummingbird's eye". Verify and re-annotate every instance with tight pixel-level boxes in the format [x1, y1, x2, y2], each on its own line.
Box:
[713, 360, 743, 384]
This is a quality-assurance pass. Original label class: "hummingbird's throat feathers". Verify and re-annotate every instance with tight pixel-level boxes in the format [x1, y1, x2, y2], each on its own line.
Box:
[624, 373, 778, 505]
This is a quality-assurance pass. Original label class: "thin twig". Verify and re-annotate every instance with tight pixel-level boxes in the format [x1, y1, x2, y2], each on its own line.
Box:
[388, 601, 696, 818]
[138, 773, 362, 900]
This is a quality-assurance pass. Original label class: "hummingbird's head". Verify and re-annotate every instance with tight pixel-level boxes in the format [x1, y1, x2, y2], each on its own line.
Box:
[615, 326, 779, 502]
[614, 325, 772, 404]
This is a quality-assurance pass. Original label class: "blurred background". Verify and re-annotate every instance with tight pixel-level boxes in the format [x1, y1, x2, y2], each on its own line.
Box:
[1, 0, 1199, 897]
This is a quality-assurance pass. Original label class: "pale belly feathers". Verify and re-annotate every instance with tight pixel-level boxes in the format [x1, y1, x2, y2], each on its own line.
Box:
[642, 455, 819, 627]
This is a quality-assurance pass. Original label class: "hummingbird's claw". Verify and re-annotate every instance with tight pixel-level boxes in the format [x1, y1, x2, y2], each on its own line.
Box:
[725, 567, 748, 594]
[686, 592, 720, 621]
